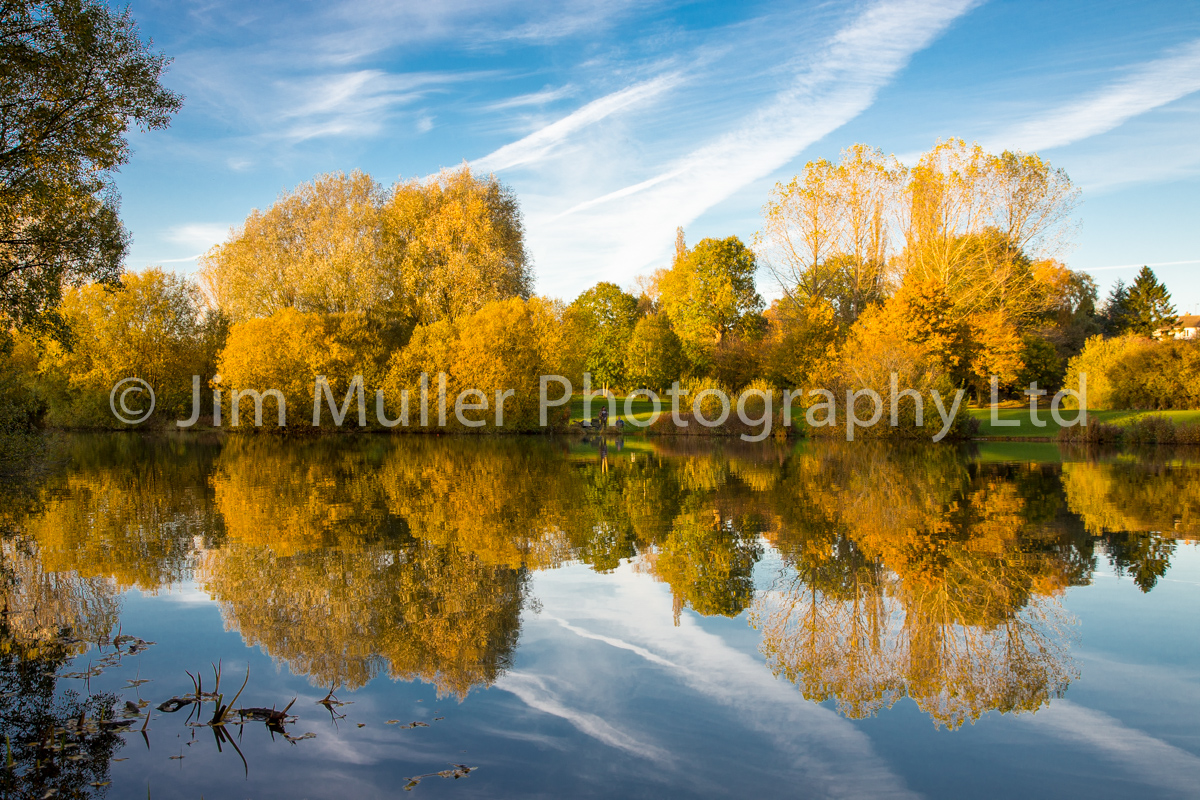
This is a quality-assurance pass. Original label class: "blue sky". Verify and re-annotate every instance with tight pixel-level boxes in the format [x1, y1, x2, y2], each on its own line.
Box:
[118, 0, 1200, 311]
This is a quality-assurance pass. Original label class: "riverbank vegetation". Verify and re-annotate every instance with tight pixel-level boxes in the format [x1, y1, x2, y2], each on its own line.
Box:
[1, 142, 1195, 437]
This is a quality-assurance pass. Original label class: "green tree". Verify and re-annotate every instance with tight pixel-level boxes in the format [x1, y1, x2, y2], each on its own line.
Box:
[1099, 279, 1132, 336]
[570, 282, 641, 391]
[658, 234, 763, 371]
[1124, 266, 1175, 336]
[624, 312, 686, 392]
[0, 1, 182, 343]
[1016, 333, 1061, 390]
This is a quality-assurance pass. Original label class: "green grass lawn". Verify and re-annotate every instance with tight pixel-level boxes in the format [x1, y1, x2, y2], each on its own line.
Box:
[565, 394, 1200, 440]
[968, 407, 1200, 439]
[569, 395, 662, 425]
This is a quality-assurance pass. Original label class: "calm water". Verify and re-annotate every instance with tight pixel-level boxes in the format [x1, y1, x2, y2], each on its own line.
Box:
[1, 434, 1198, 799]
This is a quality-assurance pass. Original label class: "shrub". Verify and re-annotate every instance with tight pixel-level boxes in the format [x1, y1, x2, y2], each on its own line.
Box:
[1056, 421, 1123, 445]
[217, 308, 389, 430]
[37, 269, 221, 428]
[1061, 334, 1146, 410]
[1062, 336, 1200, 411]
[1107, 340, 1200, 410]
[1057, 416, 1200, 445]
[380, 297, 565, 432]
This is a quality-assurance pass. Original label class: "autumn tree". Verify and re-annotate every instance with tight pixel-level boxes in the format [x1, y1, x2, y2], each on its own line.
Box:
[217, 307, 389, 429]
[0, 0, 182, 343]
[199, 171, 394, 323]
[383, 166, 532, 325]
[758, 145, 900, 325]
[37, 269, 221, 426]
[1033, 260, 1099, 371]
[201, 166, 532, 331]
[658, 234, 763, 370]
[380, 297, 568, 431]
[759, 297, 839, 390]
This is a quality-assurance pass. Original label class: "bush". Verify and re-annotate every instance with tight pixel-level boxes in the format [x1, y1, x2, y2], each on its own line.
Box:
[37, 269, 221, 428]
[1063, 336, 1200, 411]
[1057, 416, 1200, 445]
[1056, 421, 1124, 445]
[380, 297, 566, 432]
[217, 308, 389, 430]
[1107, 340, 1200, 410]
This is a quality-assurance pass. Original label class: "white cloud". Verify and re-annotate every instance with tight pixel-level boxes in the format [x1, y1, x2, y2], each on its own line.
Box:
[486, 85, 576, 111]
[1022, 700, 1200, 795]
[495, 671, 675, 764]
[999, 38, 1200, 152]
[491, 0, 980, 297]
[273, 70, 473, 142]
[165, 223, 233, 252]
[473, 72, 684, 173]
[512, 563, 923, 798]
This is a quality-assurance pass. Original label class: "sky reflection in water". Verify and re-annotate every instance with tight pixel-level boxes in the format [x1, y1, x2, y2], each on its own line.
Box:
[1, 434, 1198, 798]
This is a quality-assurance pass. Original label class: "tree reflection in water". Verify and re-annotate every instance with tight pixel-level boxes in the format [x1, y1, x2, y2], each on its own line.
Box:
[1, 434, 1197, 730]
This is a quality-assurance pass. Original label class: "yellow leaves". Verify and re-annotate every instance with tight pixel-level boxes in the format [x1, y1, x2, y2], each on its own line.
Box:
[200, 166, 531, 329]
[380, 297, 565, 431]
[36, 268, 216, 427]
[383, 166, 531, 325]
[759, 145, 901, 308]
[200, 171, 393, 323]
[217, 308, 391, 429]
[1062, 461, 1200, 538]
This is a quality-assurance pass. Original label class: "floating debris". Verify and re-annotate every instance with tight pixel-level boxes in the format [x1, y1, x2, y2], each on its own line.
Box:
[404, 764, 477, 791]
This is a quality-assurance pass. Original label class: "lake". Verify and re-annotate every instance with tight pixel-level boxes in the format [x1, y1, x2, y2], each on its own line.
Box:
[1, 434, 1198, 799]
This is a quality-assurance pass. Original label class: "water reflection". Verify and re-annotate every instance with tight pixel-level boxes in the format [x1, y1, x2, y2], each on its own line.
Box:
[1, 434, 1198, 737]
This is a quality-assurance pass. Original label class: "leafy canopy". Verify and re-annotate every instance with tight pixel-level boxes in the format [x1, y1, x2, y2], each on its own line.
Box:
[0, 0, 182, 342]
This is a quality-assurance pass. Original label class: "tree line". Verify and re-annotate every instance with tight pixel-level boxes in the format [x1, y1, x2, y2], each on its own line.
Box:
[0, 1, 1192, 432]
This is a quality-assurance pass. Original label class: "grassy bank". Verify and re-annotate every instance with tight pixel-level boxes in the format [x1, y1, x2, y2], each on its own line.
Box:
[968, 408, 1200, 439]
[570, 394, 1200, 441]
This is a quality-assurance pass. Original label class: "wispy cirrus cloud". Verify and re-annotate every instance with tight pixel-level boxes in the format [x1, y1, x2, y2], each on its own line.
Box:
[513, 564, 923, 798]
[273, 69, 453, 141]
[474, 72, 683, 173]
[165, 223, 233, 252]
[486, 85, 577, 111]
[999, 38, 1200, 152]
[496, 671, 675, 764]
[1023, 701, 1200, 795]
[493, 0, 979, 296]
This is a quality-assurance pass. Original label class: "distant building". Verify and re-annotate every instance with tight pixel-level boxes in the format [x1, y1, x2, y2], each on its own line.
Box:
[1156, 314, 1200, 340]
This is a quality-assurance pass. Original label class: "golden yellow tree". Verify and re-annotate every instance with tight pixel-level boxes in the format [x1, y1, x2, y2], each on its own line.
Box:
[200, 171, 393, 323]
[382, 166, 532, 325]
